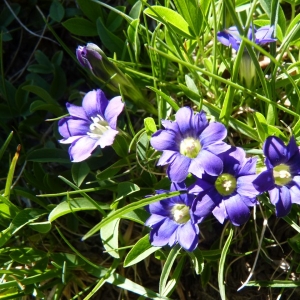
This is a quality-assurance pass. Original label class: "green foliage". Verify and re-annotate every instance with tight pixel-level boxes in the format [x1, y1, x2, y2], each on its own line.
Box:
[2, 0, 300, 299]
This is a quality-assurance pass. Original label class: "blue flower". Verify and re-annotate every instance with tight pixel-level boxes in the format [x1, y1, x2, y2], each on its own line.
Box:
[150, 107, 230, 182]
[217, 25, 276, 51]
[189, 147, 259, 226]
[145, 183, 206, 251]
[253, 136, 300, 217]
[58, 89, 124, 162]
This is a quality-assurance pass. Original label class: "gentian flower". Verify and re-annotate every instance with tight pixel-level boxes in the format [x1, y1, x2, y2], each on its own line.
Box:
[189, 147, 259, 226]
[76, 43, 157, 115]
[145, 183, 207, 251]
[253, 136, 300, 217]
[217, 25, 276, 89]
[150, 107, 230, 182]
[217, 25, 276, 51]
[58, 89, 124, 162]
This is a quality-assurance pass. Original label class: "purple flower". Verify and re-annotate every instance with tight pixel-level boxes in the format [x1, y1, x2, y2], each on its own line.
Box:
[217, 25, 276, 51]
[76, 43, 157, 115]
[253, 136, 300, 217]
[145, 183, 205, 251]
[189, 147, 259, 226]
[150, 107, 230, 182]
[58, 89, 124, 162]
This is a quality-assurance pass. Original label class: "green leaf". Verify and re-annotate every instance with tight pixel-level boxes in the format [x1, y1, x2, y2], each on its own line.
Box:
[122, 208, 149, 225]
[116, 182, 140, 201]
[30, 100, 62, 116]
[96, 155, 135, 181]
[26, 148, 70, 163]
[162, 256, 186, 297]
[107, 6, 126, 32]
[11, 209, 46, 234]
[288, 233, 300, 254]
[147, 86, 180, 112]
[76, 0, 103, 22]
[173, 0, 203, 36]
[127, 19, 141, 61]
[96, 17, 125, 57]
[28, 221, 52, 233]
[62, 17, 98, 36]
[9, 248, 47, 264]
[188, 248, 204, 275]
[124, 234, 161, 267]
[144, 6, 195, 39]
[112, 134, 129, 157]
[159, 244, 181, 295]
[144, 117, 157, 137]
[48, 198, 100, 222]
[285, 13, 300, 44]
[218, 227, 234, 300]
[50, 0, 65, 22]
[71, 162, 90, 187]
[100, 218, 120, 258]
[253, 112, 266, 143]
[82, 191, 180, 240]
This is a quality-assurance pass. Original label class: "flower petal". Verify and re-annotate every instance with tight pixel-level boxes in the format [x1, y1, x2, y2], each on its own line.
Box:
[223, 193, 250, 226]
[264, 136, 288, 168]
[212, 201, 227, 224]
[97, 128, 119, 148]
[157, 150, 177, 166]
[104, 96, 124, 129]
[255, 25, 276, 44]
[177, 222, 199, 251]
[68, 136, 98, 162]
[145, 214, 166, 227]
[175, 107, 194, 136]
[82, 90, 108, 119]
[69, 136, 97, 162]
[167, 154, 191, 182]
[151, 130, 179, 151]
[66, 103, 88, 119]
[200, 122, 228, 147]
[269, 186, 292, 217]
[193, 192, 217, 218]
[190, 150, 223, 177]
[252, 169, 275, 193]
[290, 177, 300, 204]
[237, 174, 260, 198]
[149, 218, 178, 247]
[58, 117, 90, 139]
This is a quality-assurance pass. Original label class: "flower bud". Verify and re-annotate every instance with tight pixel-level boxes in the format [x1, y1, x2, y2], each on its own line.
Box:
[76, 43, 157, 115]
[239, 51, 256, 89]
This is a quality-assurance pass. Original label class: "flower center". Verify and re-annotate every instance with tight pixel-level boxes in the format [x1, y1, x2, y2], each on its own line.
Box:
[215, 173, 237, 196]
[180, 137, 201, 159]
[273, 164, 292, 186]
[87, 115, 110, 139]
[171, 204, 190, 224]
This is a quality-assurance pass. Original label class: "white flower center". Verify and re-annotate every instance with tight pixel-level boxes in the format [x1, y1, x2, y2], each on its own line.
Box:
[87, 114, 110, 139]
[171, 204, 190, 224]
[180, 137, 201, 159]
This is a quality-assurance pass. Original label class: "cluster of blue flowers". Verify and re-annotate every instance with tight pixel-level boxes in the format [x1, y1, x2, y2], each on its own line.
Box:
[147, 108, 300, 251]
[57, 24, 300, 252]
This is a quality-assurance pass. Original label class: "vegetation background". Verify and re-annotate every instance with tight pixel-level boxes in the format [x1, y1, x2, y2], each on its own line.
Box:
[1, 0, 300, 299]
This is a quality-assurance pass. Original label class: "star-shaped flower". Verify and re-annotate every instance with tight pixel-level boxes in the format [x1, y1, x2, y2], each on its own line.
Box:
[253, 136, 300, 217]
[58, 89, 124, 162]
[150, 107, 230, 182]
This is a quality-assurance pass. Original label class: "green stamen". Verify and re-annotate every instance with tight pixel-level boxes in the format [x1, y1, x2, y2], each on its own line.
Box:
[273, 164, 292, 186]
[215, 173, 237, 196]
